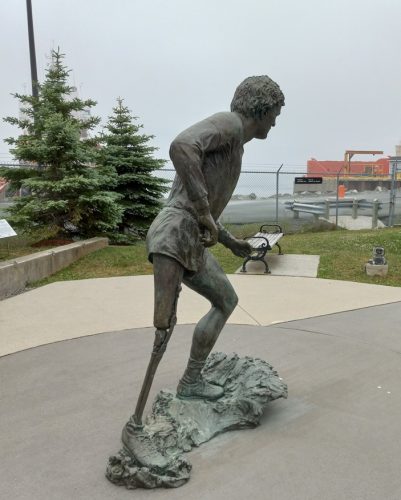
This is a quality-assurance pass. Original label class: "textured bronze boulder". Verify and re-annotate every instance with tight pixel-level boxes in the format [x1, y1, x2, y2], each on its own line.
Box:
[106, 352, 287, 489]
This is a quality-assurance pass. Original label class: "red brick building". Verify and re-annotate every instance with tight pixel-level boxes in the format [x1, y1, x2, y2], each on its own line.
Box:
[307, 157, 390, 177]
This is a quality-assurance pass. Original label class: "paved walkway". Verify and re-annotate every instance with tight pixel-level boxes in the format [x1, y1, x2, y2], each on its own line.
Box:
[2, 275, 401, 355]
[235, 253, 320, 276]
[1, 275, 401, 499]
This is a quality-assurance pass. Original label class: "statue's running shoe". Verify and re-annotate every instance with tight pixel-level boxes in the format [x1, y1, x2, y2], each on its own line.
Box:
[177, 376, 224, 400]
[121, 424, 169, 469]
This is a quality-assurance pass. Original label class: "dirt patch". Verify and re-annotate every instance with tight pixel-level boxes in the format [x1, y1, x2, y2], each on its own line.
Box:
[32, 238, 74, 248]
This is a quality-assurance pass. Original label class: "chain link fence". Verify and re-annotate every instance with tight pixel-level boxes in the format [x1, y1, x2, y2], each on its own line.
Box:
[2, 161, 401, 234]
[154, 164, 401, 233]
[388, 157, 401, 226]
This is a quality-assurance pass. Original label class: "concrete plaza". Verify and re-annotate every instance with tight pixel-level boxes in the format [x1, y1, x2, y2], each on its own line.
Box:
[1, 274, 401, 499]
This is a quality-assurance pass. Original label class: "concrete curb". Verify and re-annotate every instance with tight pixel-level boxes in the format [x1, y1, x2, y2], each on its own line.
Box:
[0, 237, 108, 300]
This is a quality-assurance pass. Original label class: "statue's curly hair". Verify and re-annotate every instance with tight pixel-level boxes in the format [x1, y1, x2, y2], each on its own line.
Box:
[230, 76, 285, 119]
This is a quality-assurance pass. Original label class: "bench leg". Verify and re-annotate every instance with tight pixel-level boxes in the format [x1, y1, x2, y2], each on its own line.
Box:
[276, 242, 283, 255]
[241, 256, 251, 273]
[262, 258, 271, 274]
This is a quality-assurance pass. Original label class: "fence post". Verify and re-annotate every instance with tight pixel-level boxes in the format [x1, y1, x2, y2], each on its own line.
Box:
[372, 199, 379, 229]
[335, 166, 345, 228]
[324, 199, 330, 219]
[335, 173, 340, 227]
[352, 198, 358, 219]
[389, 159, 397, 227]
[275, 164, 283, 223]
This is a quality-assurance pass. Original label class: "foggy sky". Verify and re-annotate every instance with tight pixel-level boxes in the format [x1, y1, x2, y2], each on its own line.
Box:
[1, 0, 401, 169]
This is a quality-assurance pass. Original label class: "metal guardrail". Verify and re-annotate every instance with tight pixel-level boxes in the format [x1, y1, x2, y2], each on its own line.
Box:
[284, 198, 383, 228]
[285, 202, 326, 215]
[285, 199, 383, 210]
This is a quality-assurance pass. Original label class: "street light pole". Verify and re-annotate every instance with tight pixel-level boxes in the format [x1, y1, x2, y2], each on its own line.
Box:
[26, 0, 38, 98]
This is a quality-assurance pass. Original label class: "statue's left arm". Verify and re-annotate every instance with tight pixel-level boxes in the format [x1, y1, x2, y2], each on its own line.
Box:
[217, 221, 252, 258]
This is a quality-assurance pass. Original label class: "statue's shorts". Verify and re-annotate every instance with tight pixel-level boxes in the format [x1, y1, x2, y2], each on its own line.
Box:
[146, 206, 204, 273]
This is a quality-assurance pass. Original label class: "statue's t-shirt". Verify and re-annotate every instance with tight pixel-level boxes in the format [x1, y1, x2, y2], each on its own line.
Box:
[146, 112, 244, 272]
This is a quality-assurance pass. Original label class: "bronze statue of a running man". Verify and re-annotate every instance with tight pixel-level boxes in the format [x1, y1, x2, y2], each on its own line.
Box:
[123, 76, 284, 455]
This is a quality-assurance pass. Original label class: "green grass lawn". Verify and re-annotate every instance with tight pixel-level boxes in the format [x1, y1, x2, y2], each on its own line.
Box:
[0, 237, 52, 261]
[29, 226, 401, 288]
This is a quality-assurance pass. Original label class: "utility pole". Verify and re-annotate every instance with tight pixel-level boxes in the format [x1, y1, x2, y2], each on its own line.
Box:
[26, 0, 38, 98]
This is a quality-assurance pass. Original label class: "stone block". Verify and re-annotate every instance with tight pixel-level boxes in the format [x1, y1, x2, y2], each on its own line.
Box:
[365, 263, 388, 277]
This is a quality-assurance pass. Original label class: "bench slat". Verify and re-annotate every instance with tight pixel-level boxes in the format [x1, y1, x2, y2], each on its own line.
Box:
[249, 232, 283, 249]
[247, 238, 267, 248]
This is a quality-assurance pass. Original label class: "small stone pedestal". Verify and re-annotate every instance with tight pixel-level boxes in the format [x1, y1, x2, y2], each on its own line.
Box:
[106, 352, 287, 489]
[365, 263, 388, 277]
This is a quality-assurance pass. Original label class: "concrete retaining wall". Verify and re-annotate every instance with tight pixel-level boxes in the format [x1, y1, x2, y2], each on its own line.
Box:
[0, 237, 108, 300]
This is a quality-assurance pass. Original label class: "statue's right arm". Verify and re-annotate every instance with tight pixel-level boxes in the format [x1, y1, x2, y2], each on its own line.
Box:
[169, 121, 222, 246]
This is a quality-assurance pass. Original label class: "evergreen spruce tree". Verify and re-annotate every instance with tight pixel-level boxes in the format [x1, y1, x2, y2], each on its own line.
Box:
[1, 49, 122, 238]
[99, 98, 168, 242]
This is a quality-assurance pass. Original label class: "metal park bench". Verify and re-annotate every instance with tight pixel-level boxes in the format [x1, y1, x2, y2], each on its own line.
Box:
[241, 224, 284, 274]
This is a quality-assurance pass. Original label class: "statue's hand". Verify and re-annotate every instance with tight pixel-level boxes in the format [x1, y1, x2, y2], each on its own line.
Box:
[229, 239, 253, 258]
[198, 213, 218, 247]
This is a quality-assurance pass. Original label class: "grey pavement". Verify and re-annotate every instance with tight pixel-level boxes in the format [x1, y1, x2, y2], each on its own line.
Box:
[1, 274, 401, 498]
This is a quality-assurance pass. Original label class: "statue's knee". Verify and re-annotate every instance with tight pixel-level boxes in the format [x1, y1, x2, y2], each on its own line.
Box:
[223, 291, 238, 316]
[154, 315, 170, 330]
[154, 308, 171, 330]
[231, 292, 239, 311]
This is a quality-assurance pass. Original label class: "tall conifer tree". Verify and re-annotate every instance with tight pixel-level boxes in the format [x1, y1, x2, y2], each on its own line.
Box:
[1, 49, 122, 238]
[99, 98, 168, 241]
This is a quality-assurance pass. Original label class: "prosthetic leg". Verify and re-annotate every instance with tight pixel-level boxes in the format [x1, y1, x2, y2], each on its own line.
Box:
[132, 324, 177, 428]
[121, 257, 182, 468]
[121, 323, 177, 468]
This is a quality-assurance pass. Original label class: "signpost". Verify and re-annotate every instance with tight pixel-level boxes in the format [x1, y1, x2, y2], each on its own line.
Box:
[0, 219, 17, 258]
[0, 219, 17, 239]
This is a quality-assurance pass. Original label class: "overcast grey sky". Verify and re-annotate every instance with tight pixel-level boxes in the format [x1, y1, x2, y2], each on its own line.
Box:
[1, 0, 401, 168]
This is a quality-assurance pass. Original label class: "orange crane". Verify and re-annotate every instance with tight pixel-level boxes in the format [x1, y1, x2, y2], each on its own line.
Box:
[343, 150, 383, 175]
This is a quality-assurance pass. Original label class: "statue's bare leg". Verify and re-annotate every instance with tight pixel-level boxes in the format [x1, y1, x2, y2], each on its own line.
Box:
[177, 250, 238, 399]
[152, 254, 184, 330]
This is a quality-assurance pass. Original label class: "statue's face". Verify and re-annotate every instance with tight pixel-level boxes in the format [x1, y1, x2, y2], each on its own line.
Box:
[254, 105, 282, 139]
